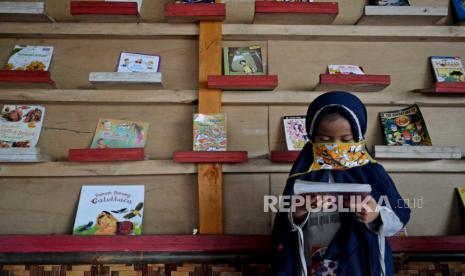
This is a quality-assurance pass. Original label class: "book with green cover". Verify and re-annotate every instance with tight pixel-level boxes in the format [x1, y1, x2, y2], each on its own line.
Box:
[223, 46, 264, 76]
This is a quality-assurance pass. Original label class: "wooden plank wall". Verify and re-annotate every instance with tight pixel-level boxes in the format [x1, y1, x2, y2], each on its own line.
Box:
[0, 1, 464, 237]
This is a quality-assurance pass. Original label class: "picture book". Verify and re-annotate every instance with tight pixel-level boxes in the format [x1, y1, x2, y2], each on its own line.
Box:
[370, 0, 409, 6]
[379, 104, 432, 146]
[0, 105, 45, 148]
[116, 52, 161, 73]
[73, 185, 144, 235]
[223, 46, 265, 76]
[4, 45, 54, 71]
[106, 0, 143, 12]
[327, 65, 365, 75]
[283, 116, 309, 151]
[90, 119, 149, 149]
[193, 113, 226, 151]
[457, 187, 465, 210]
[431, 56, 465, 82]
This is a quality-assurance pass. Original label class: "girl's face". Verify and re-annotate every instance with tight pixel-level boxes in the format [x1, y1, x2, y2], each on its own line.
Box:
[315, 116, 355, 143]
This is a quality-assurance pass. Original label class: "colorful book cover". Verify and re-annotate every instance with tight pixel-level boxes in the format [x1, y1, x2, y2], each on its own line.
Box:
[431, 56, 465, 82]
[106, 0, 143, 12]
[73, 185, 144, 235]
[283, 116, 309, 151]
[328, 65, 365, 75]
[0, 105, 45, 148]
[379, 104, 432, 146]
[223, 46, 265, 76]
[90, 119, 149, 149]
[452, 0, 465, 22]
[116, 52, 161, 73]
[457, 187, 465, 210]
[193, 113, 226, 151]
[4, 45, 54, 71]
[370, 0, 409, 5]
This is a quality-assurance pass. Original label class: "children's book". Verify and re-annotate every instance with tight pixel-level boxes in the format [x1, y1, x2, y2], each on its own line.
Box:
[283, 116, 309, 151]
[90, 119, 149, 149]
[4, 45, 54, 71]
[457, 187, 465, 210]
[116, 52, 161, 73]
[379, 104, 432, 146]
[0, 105, 45, 148]
[370, 0, 409, 6]
[223, 46, 265, 76]
[431, 56, 465, 82]
[106, 0, 143, 12]
[193, 113, 226, 151]
[327, 65, 365, 75]
[73, 185, 144, 235]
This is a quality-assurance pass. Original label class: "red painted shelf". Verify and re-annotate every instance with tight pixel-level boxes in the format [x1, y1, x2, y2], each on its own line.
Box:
[68, 148, 145, 162]
[254, 1, 338, 25]
[207, 75, 278, 91]
[164, 3, 225, 22]
[315, 74, 391, 92]
[70, 1, 139, 22]
[415, 82, 465, 94]
[0, 70, 54, 88]
[173, 151, 248, 163]
[270, 150, 300, 163]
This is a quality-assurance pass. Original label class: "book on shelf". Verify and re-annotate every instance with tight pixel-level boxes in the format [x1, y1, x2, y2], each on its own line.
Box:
[73, 185, 145, 235]
[452, 0, 465, 22]
[327, 65, 365, 75]
[283, 116, 309, 151]
[370, 0, 409, 6]
[223, 46, 265, 76]
[379, 104, 432, 146]
[430, 56, 465, 83]
[193, 113, 226, 151]
[0, 105, 45, 148]
[457, 187, 465, 210]
[90, 118, 149, 149]
[106, 0, 143, 12]
[4, 45, 54, 71]
[175, 0, 215, 3]
[116, 52, 161, 73]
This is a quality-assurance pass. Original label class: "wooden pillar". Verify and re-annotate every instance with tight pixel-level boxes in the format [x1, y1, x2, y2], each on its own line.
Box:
[197, 19, 223, 234]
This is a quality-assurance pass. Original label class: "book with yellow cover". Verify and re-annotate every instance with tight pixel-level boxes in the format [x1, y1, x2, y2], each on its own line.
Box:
[90, 119, 149, 149]
[193, 113, 226, 151]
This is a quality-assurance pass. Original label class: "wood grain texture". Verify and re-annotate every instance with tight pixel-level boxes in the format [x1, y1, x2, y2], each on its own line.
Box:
[198, 163, 223, 234]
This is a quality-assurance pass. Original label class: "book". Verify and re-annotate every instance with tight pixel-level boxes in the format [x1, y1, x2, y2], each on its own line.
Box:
[73, 185, 145, 235]
[370, 0, 409, 6]
[431, 56, 465, 83]
[0, 105, 45, 148]
[294, 180, 372, 196]
[90, 119, 149, 149]
[116, 52, 161, 73]
[283, 116, 309, 151]
[457, 187, 465, 210]
[193, 113, 226, 151]
[223, 46, 265, 76]
[106, 0, 143, 12]
[327, 65, 365, 75]
[175, 0, 215, 3]
[452, 0, 465, 22]
[4, 45, 54, 71]
[379, 104, 432, 146]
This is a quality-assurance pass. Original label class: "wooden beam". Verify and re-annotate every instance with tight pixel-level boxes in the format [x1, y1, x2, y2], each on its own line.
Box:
[198, 20, 223, 234]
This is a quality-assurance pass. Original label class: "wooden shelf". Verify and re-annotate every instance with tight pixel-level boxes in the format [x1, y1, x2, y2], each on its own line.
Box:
[414, 82, 465, 94]
[253, 1, 338, 25]
[314, 74, 391, 92]
[374, 145, 462, 160]
[270, 150, 300, 163]
[164, 3, 226, 23]
[0, 148, 48, 163]
[0, 1, 53, 22]
[207, 75, 278, 91]
[89, 72, 163, 89]
[0, 70, 54, 89]
[70, 1, 140, 23]
[357, 5, 448, 26]
[173, 151, 248, 163]
[68, 148, 145, 162]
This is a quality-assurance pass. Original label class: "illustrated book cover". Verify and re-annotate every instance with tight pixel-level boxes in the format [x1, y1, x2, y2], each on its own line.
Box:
[457, 187, 465, 210]
[193, 113, 227, 151]
[327, 65, 365, 75]
[223, 46, 265, 76]
[370, 0, 409, 6]
[90, 119, 149, 149]
[116, 52, 161, 73]
[4, 45, 54, 71]
[73, 185, 144, 235]
[0, 105, 45, 148]
[283, 116, 309, 151]
[379, 104, 432, 146]
[431, 56, 465, 82]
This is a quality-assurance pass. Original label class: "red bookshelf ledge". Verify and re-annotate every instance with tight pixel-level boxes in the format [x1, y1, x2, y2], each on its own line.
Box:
[0, 70, 54, 88]
[164, 3, 226, 22]
[173, 151, 248, 163]
[68, 148, 145, 162]
[315, 74, 391, 92]
[207, 75, 278, 91]
[254, 1, 338, 25]
[70, 1, 140, 22]
[415, 82, 465, 94]
[270, 150, 300, 163]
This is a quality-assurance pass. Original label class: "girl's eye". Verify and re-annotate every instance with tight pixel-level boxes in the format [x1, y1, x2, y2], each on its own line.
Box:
[319, 136, 331, 141]
[341, 137, 354, 142]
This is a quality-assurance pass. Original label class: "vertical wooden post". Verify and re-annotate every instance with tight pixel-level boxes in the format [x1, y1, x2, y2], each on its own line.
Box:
[198, 19, 223, 234]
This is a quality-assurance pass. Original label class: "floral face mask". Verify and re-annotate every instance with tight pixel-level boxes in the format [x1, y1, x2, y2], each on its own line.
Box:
[310, 141, 374, 171]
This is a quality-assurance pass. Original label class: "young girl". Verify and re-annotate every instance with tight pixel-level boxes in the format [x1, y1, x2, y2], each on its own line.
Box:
[271, 91, 410, 276]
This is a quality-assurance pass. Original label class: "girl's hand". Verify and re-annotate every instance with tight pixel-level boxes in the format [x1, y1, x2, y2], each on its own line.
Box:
[351, 195, 380, 224]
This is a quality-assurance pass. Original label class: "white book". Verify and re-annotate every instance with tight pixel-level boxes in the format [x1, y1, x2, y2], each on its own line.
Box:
[294, 179, 372, 195]
[0, 105, 45, 148]
[328, 65, 365, 75]
[5, 45, 54, 71]
[283, 116, 308, 151]
[116, 52, 161, 73]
